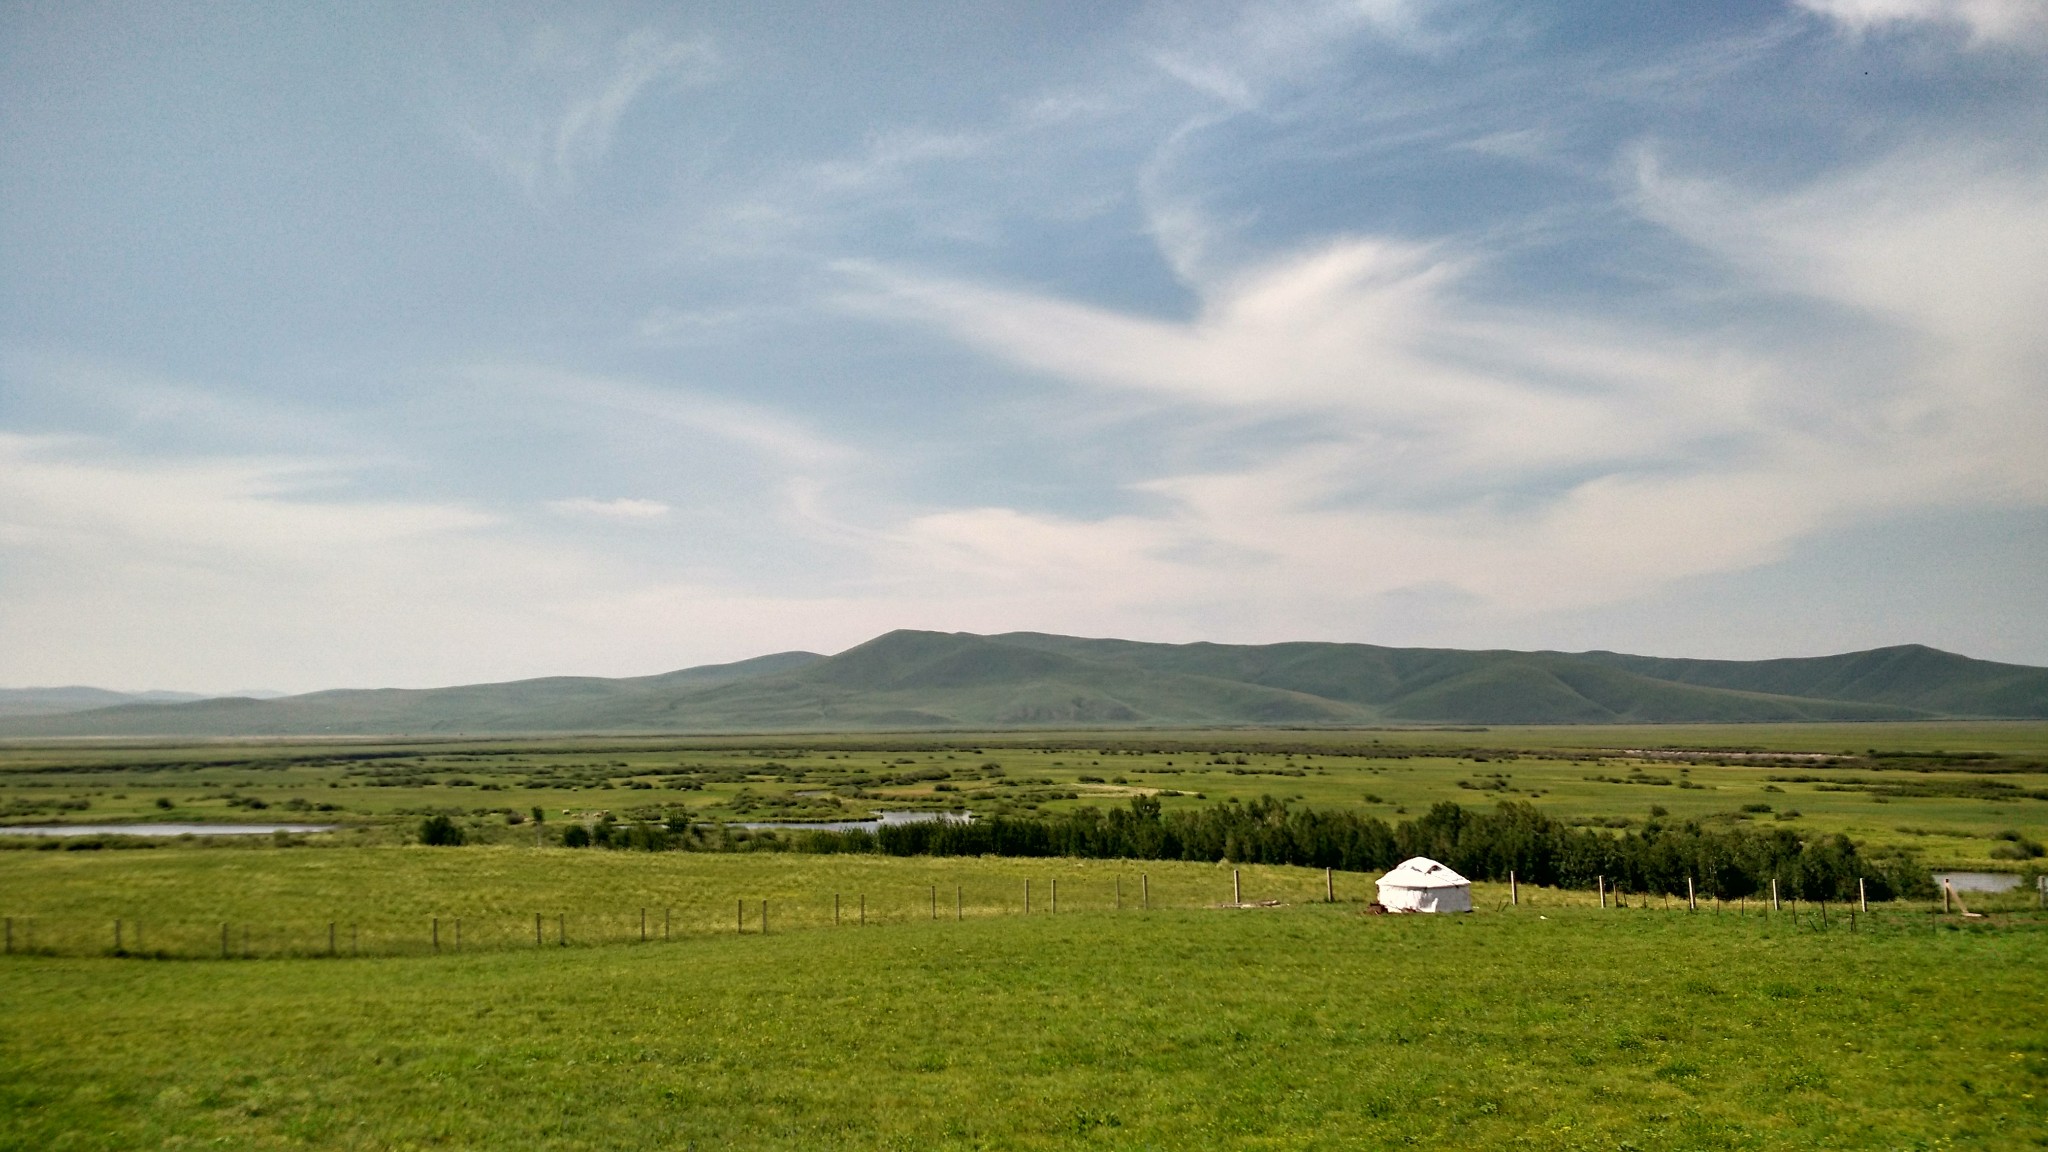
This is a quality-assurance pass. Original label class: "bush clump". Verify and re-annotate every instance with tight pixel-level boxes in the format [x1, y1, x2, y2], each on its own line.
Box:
[418, 814, 466, 846]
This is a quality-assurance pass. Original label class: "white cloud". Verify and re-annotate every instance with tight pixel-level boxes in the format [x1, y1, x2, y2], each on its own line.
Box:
[1797, 0, 2048, 47]
[840, 135, 2048, 630]
[451, 26, 715, 200]
[548, 497, 671, 520]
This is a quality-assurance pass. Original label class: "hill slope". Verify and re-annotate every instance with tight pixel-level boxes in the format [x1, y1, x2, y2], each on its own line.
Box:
[2, 632, 2043, 737]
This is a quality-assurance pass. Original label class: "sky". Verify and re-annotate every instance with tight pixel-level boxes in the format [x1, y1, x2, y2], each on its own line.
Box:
[2, 0, 2046, 693]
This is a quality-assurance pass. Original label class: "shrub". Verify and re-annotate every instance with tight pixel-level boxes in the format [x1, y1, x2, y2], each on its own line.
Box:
[561, 824, 591, 848]
[418, 814, 465, 846]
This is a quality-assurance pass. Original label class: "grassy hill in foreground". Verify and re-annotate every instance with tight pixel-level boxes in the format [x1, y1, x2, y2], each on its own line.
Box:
[0, 848, 2040, 1151]
[3, 631, 2045, 737]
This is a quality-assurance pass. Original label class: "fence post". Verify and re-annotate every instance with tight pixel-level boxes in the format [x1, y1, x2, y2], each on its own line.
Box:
[1941, 881, 1951, 914]
[1598, 875, 1606, 909]
[957, 885, 962, 921]
[931, 885, 936, 921]
[1328, 867, 1335, 904]
[535, 913, 542, 947]
[1859, 877, 1867, 914]
[1771, 878, 1780, 912]
[641, 908, 647, 943]
[1024, 880, 1030, 915]
[665, 907, 672, 940]
[1143, 873, 1149, 910]
[737, 899, 744, 934]
[1687, 876, 1696, 912]
[1051, 879, 1058, 914]
[762, 899, 768, 935]
[835, 893, 840, 926]
[1510, 871, 1517, 906]
[860, 894, 865, 926]
[1233, 869, 1241, 905]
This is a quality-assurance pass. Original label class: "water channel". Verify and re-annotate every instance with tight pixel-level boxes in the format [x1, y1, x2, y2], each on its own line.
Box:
[0, 823, 341, 837]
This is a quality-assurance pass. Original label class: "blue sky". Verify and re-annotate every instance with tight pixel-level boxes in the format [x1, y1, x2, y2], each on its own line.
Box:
[3, 0, 2045, 692]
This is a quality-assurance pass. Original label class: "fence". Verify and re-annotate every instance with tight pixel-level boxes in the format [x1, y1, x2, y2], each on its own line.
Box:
[0, 869, 2002, 961]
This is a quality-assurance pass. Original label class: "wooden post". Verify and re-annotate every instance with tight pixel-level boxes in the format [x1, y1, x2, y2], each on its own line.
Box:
[1859, 877, 1867, 914]
[433, 917, 439, 953]
[1327, 867, 1335, 904]
[835, 893, 841, 926]
[640, 908, 647, 943]
[1771, 878, 1780, 912]
[1024, 880, 1030, 915]
[535, 913, 542, 946]
[860, 894, 865, 926]
[1143, 873, 1149, 910]
[956, 885, 962, 921]
[1051, 878, 1058, 914]
[1687, 876, 1696, 912]
[1941, 881, 1951, 914]
[1598, 875, 1606, 909]
[762, 899, 768, 935]
[1233, 869, 1241, 905]
[931, 885, 937, 921]
[737, 899, 744, 934]
[1509, 871, 1517, 906]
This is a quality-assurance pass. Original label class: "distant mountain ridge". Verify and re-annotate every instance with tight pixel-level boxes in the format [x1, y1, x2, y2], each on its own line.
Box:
[0, 686, 215, 719]
[2, 632, 2043, 737]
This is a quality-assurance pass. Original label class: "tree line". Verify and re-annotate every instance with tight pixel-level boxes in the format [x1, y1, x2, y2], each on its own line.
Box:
[532, 796, 1933, 901]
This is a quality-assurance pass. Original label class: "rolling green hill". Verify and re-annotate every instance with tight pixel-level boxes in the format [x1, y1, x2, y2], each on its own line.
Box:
[3, 631, 2044, 737]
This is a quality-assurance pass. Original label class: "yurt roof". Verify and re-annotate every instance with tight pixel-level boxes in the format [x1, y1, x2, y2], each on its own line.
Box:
[1377, 857, 1470, 889]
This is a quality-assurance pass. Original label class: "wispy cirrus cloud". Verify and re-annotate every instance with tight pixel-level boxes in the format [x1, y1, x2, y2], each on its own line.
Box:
[449, 26, 716, 200]
[1797, 0, 2048, 47]
[547, 497, 670, 520]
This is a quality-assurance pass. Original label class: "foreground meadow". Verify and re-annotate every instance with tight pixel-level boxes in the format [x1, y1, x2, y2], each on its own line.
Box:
[2, 852, 2043, 1150]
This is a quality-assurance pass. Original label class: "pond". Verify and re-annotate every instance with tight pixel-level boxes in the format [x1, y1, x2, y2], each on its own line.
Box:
[731, 810, 973, 834]
[0, 823, 341, 838]
[1932, 871, 2026, 893]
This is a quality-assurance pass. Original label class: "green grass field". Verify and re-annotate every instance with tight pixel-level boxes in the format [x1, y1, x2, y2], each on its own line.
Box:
[1, 849, 2042, 1150]
[5, 722, 2045, 869]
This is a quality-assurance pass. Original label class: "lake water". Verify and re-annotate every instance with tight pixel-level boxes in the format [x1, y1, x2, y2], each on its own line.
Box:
[732, 810, 973, 833]
[0, 823, 340, 838]
[1932, 871, 2025, 893]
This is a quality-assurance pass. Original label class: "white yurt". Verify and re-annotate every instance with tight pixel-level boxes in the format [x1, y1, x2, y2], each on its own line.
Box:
[1375, 857, 1472, 913]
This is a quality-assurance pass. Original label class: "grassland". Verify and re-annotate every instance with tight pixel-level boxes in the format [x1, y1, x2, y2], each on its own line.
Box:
[1, 854, 2042, 1150]
[5, 722, 2045, 869]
